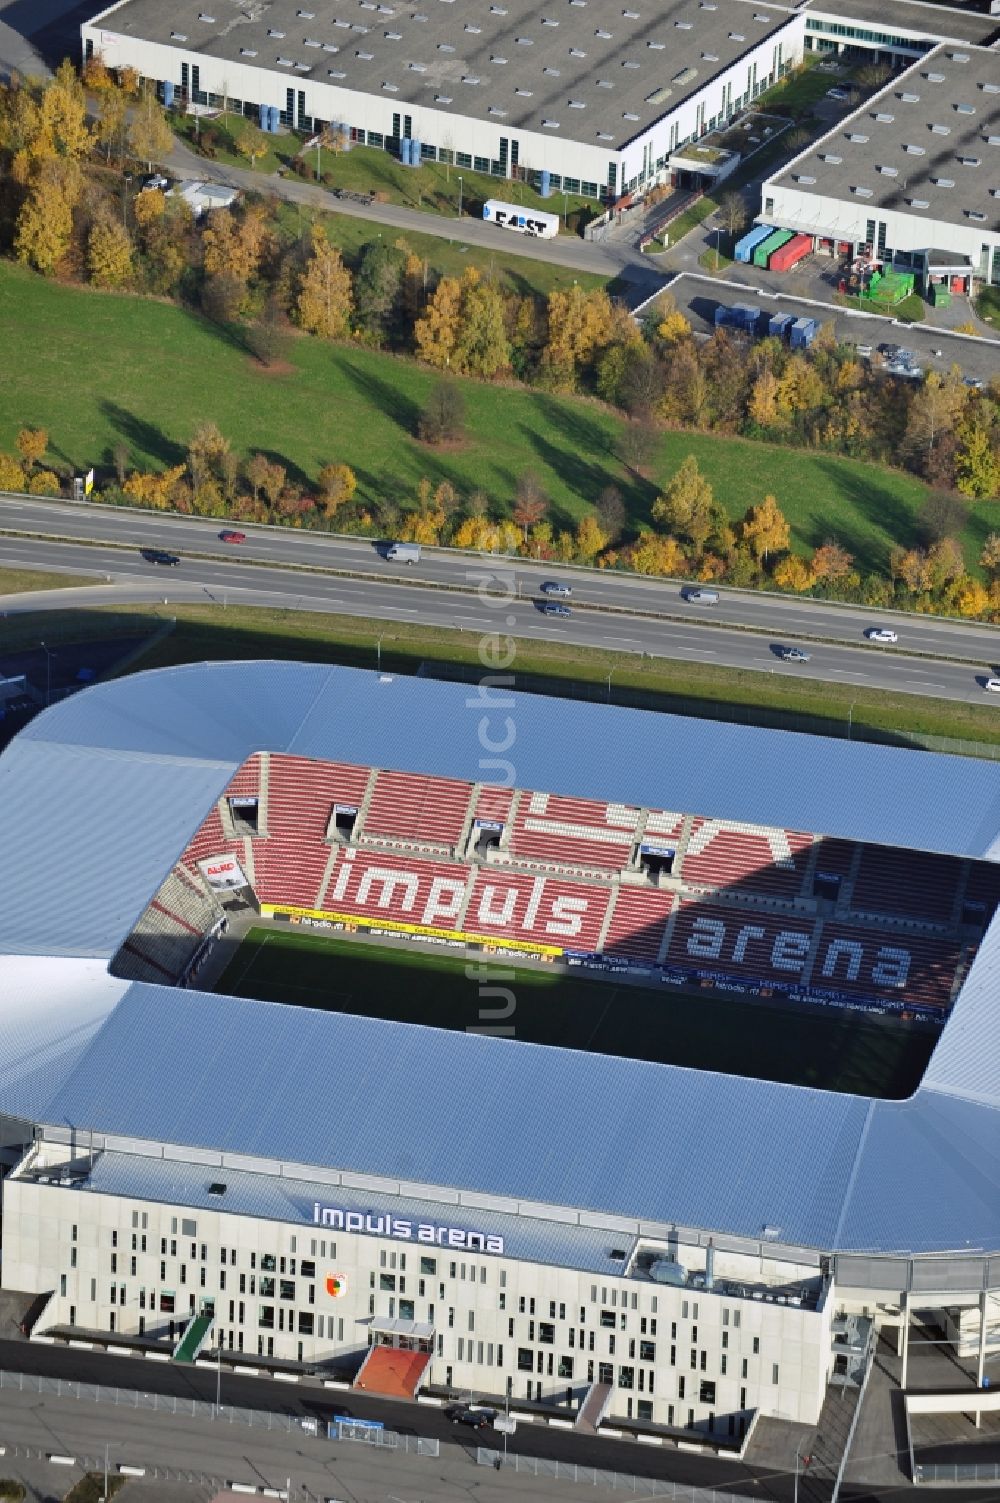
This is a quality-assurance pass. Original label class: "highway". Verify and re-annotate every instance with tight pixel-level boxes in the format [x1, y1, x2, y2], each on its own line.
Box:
[2, 496, 1000, 706]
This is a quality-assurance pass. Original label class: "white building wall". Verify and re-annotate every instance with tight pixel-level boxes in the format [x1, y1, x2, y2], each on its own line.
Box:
[3, 1177, 832, 1431]
[82, 9, 804, 197]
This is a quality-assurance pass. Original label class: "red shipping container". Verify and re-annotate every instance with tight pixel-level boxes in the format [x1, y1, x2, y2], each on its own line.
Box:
[768, 232, 813, 272]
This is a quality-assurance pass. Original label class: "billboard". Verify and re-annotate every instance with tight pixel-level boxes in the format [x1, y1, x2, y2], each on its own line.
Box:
[197, 854, 247, 891]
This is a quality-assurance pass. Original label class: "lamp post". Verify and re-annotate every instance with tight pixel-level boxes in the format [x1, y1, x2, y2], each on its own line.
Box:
[376, 633, 384, 673]
[39, 640, 52, 707]
[457, 174, 463, 218]
[563, 190, 568, 227]
[101, 1441, 109, 1502]
[122, 172, 132, 229]
[848, 700, 856, 740]
[794, 1438, 812, 1503]
[714, 223, 722, 271]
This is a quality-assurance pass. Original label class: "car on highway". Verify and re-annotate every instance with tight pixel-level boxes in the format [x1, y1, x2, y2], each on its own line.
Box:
[866, 627, 898, 644]
[446, 1406, 495, 1429]
[684, 588, 720, 605]
[779, 647, 812, 662]
[540, 581, 572, 596]
[219, 529, 247, 543]
[141, 548, 180, 566]
[541, 601, 572, 617]
[985, 677, 1000, 694]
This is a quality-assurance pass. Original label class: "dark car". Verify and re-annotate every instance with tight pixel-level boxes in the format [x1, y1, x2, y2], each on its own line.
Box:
[447, 1406, 494, 1429]
[142, 548, 180, 566]
[541, 601, 572, 617]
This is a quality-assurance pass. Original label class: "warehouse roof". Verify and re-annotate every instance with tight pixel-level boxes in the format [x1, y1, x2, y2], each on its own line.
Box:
[3, 660, 1000, 1258]
[802, 0, 1000, 47]
[769, 43, 1000, 229]
[89, 0, 796, 148]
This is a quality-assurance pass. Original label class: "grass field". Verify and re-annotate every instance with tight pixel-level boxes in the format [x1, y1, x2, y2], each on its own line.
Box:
[0, 260, 966, 572]
[215, 927, 936, 1098]
[0, 566, 100, 593]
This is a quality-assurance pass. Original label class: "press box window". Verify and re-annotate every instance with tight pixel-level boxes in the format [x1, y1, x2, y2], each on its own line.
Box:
[229, 796, 259, 833]
[331, 803, 358, 839]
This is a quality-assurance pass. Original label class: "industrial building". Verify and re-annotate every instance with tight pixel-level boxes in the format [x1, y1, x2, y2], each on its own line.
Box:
[761, 42, 1000, 288]
[2, 663, 1000, 1440]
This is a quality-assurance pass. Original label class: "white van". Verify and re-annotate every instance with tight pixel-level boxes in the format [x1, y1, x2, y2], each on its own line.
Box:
[685, 588, 720, 605]
[386, 542, 421, 564]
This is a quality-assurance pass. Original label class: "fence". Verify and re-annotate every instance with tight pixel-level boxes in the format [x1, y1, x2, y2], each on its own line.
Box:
[0, 1367, 435, 1457]
[477, 1449, 759, 1500]
[914, 1460, 1000, 1485]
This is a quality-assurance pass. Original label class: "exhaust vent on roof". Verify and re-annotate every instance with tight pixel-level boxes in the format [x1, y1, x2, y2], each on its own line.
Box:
[596, 28, 612, 37]
[873, 111, 894, 122]
[878, 164, 898, 176]
[438, 41, 454, 50]
[276, 56, 294, 66]
[267, 27, 286, 36]
[304, 37, 322, 47]
[702, 51, 718, 61]
[959, 155, 980, 166]
[623, 8, 640, 16]
[672, 66, 697, 85]
[543, 65, 560, 75]
[489, 105, 507, 115]
[434, 92, 452, 101]
[514, 86, 532, 95]
[796, 173, 816, 183]
[623, 110, 640, 120]
[908, 196, 929, 208]
[622, 58, 640, 67]
[988, 135, 1000, 145]
[645, 86, 672, 104]
[570, 45, 587, 55]
[729, 31, 745, 40]
[898, 91, 919, 103]
[753, 10, 771, 18]
[950, 50, 969, 61]
[490, 54, 507, 63]
[966, 209, 986, 220]
[823, 152, 842, 164]
[955, 103, 975, 115]
[569, 99, 586, 107]
[409, 60, 426, 70]
[461, 75, 481, 84]
[171, 30, 188, 40]
[933, 176, 955, 186]
[597, 130, 614, 139]
[323, 42, 338, 51]
[516, 34, 533, 43]
[381, 80, 398, 90]
[924, 70, 945, 82]
[648, 40, 665, 48]
[847, 132, 869, 143]
[240, 46, 257, 55]
[981, 81, 1000, 94]
[328, 67, 346, 76]
[903, 142, 925, 154]
[675, 19, 693, 28]
[464, 21, 481, 30]
[355, 48, 374, 58]
[597, 78, 613, 87]
[851, 185, 873, 197]
[384, 29, 402, 38]
[542, 117, 560, 127]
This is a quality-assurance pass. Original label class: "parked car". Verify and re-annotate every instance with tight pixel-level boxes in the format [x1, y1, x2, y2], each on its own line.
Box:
[780, 647, 812, 662]
[541, 601, 572, 617]
[219, 529, 247, 543]
[866, 627, 898, 644]
[540, 581, 572, 596]
[447, 1406, 493, 1430]
[826, 86, 850, 101]
[142, 173, 169, 191]
[141, 548, 180, 566]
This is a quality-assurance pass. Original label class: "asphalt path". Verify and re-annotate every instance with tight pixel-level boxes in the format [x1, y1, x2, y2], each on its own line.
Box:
[0, 1338, 784, 1498]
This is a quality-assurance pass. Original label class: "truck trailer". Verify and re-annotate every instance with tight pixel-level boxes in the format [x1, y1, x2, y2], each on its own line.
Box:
[482, 201, 560, 238]
[768, 233, 812, 273]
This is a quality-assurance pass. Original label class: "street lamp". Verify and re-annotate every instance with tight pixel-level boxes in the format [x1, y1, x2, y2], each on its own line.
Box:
[563, 190, 568, 227]
[714, 223, 722, 271]
[457, 174, 463, 218]
[122, 172, 132, 229]
[376, 633, 384, 673]
[794, 1438, 812, 1503]
[39, 640, 52, 707]
[847, 700, 856, 740]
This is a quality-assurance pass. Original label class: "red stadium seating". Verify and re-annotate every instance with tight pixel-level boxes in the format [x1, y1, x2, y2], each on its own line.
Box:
[363, 770, 473, 848]
[851, 847, 962, 924]
[682, 819, 814, 898]
[466, 868, 610, 950]
[253, 756, 371, 908]
[603, 887, 676, 963]
[319, 850, 473, 929]
[508, 791, 639, 873]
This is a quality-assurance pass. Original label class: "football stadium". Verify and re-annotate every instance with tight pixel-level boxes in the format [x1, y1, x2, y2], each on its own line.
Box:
[2, 660, 1000, 1441]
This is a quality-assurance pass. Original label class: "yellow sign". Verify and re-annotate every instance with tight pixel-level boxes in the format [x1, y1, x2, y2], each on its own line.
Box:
[261, 903, 564, 958]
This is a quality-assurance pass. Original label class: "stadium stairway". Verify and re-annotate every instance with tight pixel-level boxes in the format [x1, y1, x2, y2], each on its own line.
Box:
[173, 1308, 214, 1364]
[575, 1380, 613, 1433]
[353, 1345, 431, 1400]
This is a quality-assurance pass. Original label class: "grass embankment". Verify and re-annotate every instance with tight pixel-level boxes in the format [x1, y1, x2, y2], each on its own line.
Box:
[10, 601, 1000, 753]
[218, 928, 933, 1097]
[0, 566, 101, 593]
[0, 261, 968, 575]
[175, 115, 595, 229]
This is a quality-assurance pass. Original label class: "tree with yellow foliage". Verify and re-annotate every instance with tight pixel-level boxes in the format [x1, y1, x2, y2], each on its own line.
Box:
[87, 214, 133, 288]
[235, 123, 269, 170]
[740, 494, 790, 563]
[413, 275, 462, 369]
[127, 89, 172, 171]
[27, 469, 61, 496]
[0, 454, 26, 491]
[16, 428, 48, 472]
[399, 508, 446, 546]
[452, 278, 511, 377]
[952, 576, 989, 618]
[575, 514, 608, 562]
[124, 464, 187, 510]
[747, 368, 786, 430]
[628, 533, 687, 577]
[772, 554, 814, 593]
[295, 227, 352, 339]
[317, 463, 357, 519]
[657, 309, 691, 344]
[133, 185, 165, 229]
[541, 284, 615, 390]
[810, 541, 854, 583]
[14, 158, 80, 274]
[37, 60, 90, 162]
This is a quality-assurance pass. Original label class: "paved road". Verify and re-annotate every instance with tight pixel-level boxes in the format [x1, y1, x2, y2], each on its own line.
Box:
[4, 495, 1000, 697]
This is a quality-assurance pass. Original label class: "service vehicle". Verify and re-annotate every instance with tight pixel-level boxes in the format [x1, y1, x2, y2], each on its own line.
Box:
[482, 200, 559, 239]
[386, 542, 421, 564]
[866, 627, 898, 643]
[685, 588, 720, 605]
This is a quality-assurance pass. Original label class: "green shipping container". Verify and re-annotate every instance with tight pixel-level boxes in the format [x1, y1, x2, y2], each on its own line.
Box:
[753, 228, 794, 268]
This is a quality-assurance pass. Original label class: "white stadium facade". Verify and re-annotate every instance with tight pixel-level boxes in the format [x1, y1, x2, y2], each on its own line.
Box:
[3, 662, 1000, 1441]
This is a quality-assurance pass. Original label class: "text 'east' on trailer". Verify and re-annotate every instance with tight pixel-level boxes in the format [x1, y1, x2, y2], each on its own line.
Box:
[482, 200, 560, 238]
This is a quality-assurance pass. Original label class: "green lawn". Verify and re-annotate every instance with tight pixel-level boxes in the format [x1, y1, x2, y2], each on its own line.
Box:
[216, 927, 934, 1097]
[0, 260, 954, 570]
[0, 566, 101, 593]
[835, 290, 926, 324]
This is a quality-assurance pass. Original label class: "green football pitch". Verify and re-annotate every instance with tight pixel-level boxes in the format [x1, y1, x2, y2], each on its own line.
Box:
[214, 926, 937, 1099]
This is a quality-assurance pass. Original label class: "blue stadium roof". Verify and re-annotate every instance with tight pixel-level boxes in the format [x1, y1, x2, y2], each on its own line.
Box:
[1, 660, 1000, 1260]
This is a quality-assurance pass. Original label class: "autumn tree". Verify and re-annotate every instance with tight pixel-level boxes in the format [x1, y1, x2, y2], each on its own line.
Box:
[955, 422, 1000, 500]
[452, 277, 511, 377]
[246, 291, 292, 368]
[952, 575, 989, 617]
[652, 456, 714, 553]
[93, 80, 129, 165]
[747, 368, 786, 430]
[0, 454, 25, 491]
[718, 192, 748, 239]
[575, 514, 608, 562]
[296, 226, 352, 339]
[513, 486, 548, 542]
[413, 274, 462, 369]
[16, 428, 48, 472]
[595, 485, 626, 544]
[810, 541, 854, 583]
[235, 124, 269, 170]
[627, 533, 687, 577]
[741, 495, 790, 563]
[317, 462, 357, 520]
[541, 284, 615, 390]
[772, 554, 814, 593]
[353, 239, 404, 341]
[14, 158, 80, 273]
[245, 452, 273, 505]
[902, 371, 965, 474]
[980, 533, 1000, 576]
[417, 382, 465, 445]
[87, 214, 133, 288]
[124, 463, 186, 509]
[128, 90, 173, 171]
[37, 60, 91, 162]
[187, 422, 231, 494]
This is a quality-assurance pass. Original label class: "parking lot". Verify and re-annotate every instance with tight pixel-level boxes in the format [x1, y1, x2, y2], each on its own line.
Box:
[646, 272, 1000, 387]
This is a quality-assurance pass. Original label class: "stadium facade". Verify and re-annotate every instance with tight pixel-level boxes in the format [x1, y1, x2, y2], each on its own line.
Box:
[3, 663, 1000, 1437]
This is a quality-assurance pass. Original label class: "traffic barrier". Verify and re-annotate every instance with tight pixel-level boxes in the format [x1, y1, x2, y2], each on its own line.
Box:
[274, 1371, 299, 1383]
[68, 1341, 94, 1350]
[49, 1455, 76, 1466]
[227, 1483, 258, 1494]
[119, 1465, 146, 1476]
[107, 1345, 132, 1356]
[234, 1365, 261, 1376]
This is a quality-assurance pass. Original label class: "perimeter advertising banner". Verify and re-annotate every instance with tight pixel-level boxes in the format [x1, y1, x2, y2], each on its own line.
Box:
[261, 902, 563, 957]
[198, 854, 248, 891]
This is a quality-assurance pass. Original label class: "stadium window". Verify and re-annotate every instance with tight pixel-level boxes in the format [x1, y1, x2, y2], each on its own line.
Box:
[670, 1344, 676, 1365]
[421, 1256, 436, 1275]
[772, 1363, 780, 1384]
[692, 1325, 698, 1342]
[721, 1355, 727, 1375]
[468, 1310, 475, 1332]
[599, 1361, 613, 1384]
[700, 1351, 707, 1371]
[519, 1296, 527, 1313]
[600, 1310, 615, 1328]
[330, 802, 358, 839]
[279, 1280, 295, 1301]
[681, 1301, 688, 1319]
[640, 1340, 655, 1362]
[498, 1292, 505, 1309]
[380, 1274, 396, 1292]
[258, 1305, 274, 1329]
[722, 1332, 729, 1348]
[301, 1260, 315, 1278]
[450, 1263, 458, 1279]
[690, 1349, 698, 1369]
[400, 1299, 414, 1320]
[733, 1311, 740, 1329]
[448, 1307, 455, 1327]
[549, 1301, 556, 1319]
[608, 1335, 615, 1355]
[753, 1337, 760, 1354]
[742, 1358, 748, 1378]
[517, 1347, 533, 1370]
[539, 1322, 555, 1344]
[298, 1311, 314, 1334]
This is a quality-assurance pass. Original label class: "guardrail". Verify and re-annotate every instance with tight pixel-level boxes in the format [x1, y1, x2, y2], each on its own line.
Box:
[477, 1448, 759, 1498]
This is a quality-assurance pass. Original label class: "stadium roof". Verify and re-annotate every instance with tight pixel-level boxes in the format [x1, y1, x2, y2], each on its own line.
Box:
[2, 660, 1000, 1259]
[769, 44, 1000, 230]
[90, 0, 796, 148]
